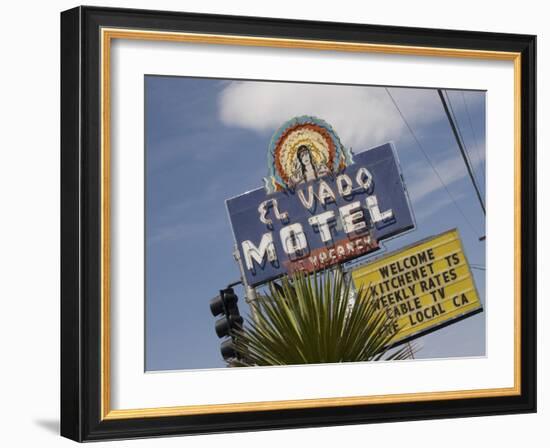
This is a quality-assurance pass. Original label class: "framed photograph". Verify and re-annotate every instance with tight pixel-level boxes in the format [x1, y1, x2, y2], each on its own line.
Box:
[60, 6, 536, 442]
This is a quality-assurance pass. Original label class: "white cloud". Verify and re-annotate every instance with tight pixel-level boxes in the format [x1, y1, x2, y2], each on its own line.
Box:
[406, 147, 485, 204]
[414, 190, 467, 222]
[218, 82, 442, 151]
[218, 81, 486, 221]
[408, 155, 465, 202]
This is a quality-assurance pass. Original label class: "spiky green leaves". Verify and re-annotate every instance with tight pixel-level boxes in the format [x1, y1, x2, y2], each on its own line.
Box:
[231, 270, 413, 367]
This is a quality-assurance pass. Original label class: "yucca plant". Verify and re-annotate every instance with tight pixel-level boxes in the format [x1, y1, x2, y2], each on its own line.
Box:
[230, 269, 413, 366]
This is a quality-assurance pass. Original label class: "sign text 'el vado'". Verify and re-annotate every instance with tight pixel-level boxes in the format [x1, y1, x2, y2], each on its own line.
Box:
[226, 116, 414, 287]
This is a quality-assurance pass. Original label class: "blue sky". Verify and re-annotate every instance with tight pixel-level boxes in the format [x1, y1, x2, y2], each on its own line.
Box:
[145, 76, 486, 371]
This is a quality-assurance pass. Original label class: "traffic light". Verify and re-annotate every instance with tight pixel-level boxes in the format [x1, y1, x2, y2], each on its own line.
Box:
[209, 287, 243, 361]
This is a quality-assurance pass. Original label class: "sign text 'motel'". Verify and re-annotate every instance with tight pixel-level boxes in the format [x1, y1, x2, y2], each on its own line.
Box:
[227, 143, 414, 286]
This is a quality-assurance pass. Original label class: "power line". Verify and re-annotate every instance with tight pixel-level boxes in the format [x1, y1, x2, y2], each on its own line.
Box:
[384, 88, 482, 239]
[444, 91, 484, 196]
[461, 91, 486, 184]
[470, 265, 486, 271]
[437, 89, 486, 216]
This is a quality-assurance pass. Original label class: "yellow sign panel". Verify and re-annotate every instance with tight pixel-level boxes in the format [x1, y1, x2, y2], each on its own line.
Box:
[351, 229, 482, 345]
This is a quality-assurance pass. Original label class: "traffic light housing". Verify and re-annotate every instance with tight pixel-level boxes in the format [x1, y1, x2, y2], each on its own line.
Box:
[209, 287, 243, 361]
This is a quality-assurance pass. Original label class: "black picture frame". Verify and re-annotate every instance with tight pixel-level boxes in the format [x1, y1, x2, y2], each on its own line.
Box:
[61, 5, 536, 442]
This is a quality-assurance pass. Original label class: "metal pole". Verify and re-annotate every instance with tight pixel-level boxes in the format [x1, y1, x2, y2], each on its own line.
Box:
[437, 89, 486, 216]
[233, 246, 260, 323]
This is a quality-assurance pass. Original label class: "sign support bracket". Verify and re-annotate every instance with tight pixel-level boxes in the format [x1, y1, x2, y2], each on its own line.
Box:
[233, 246, 260, 324]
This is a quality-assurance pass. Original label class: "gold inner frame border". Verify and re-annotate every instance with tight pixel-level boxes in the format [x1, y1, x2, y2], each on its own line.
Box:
[99, 27, 522, 420]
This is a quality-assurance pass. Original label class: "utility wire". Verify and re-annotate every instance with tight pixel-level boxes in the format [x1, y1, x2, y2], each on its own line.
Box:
[444, 91, 484, 196]
[438, 89, 486, 216]
[443, 90, 484, 203]
[470, 265, 486, 271]
[385, 88, 482, 239]
[461, 91, 486, 184]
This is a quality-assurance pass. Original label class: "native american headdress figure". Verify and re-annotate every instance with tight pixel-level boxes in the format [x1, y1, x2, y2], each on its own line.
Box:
[263, 116, 353, 193]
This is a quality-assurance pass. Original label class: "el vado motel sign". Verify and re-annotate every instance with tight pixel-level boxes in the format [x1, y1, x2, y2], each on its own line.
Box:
[226, 116, 415, 287]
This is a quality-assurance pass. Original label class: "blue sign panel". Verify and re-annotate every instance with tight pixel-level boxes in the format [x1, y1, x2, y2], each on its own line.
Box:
[226, 143, 414, 286]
